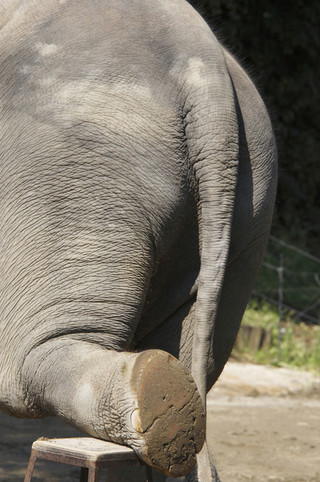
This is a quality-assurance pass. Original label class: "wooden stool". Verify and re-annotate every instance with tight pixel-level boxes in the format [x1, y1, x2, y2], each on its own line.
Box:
[24, 437, 153, 481]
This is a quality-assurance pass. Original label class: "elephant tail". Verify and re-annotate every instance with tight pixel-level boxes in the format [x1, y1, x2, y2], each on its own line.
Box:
[182, 47, 239, 406]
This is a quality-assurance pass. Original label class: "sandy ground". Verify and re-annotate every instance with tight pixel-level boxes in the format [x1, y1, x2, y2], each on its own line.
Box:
[207, 362, 320, 482]
[0, 362, 319, 481]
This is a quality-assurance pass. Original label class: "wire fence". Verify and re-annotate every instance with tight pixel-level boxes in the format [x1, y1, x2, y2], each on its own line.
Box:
[229, 235, 320, 377]
[250, 235, 320, 370]
[254, 235, 320, 326]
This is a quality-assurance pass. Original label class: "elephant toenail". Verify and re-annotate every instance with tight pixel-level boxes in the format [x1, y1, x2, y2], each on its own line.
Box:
[131, 408, 143, 433]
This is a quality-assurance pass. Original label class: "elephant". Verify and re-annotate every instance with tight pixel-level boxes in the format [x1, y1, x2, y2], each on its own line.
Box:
[0, 0, 277, 480]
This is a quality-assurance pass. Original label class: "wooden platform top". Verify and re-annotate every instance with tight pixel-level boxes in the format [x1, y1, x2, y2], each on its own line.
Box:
[32, 437, 139, 463]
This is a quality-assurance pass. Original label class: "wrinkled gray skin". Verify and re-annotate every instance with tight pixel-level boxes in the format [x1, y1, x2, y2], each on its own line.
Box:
[0, 0, 277, 480]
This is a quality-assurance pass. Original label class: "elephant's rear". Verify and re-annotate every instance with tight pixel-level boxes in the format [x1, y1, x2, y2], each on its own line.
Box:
[0, 1, 277, 480]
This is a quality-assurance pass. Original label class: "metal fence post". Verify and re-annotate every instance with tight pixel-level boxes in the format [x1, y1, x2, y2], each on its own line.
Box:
[277, 254, 284, 363]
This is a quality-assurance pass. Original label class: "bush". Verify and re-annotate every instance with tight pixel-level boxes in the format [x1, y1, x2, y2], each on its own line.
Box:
[235, 300, 320, 372]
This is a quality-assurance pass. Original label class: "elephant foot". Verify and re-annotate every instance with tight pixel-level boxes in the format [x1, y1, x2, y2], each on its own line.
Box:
[21, 341, 205, 478]
[129, 350, 205, 477]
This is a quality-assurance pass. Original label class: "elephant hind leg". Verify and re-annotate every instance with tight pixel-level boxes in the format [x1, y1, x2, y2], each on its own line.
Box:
[21, 340, 205, 477]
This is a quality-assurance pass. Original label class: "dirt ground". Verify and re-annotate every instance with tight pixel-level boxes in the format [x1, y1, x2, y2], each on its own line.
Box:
[207, 362, 320, 482]
[0, 361, 319, 481]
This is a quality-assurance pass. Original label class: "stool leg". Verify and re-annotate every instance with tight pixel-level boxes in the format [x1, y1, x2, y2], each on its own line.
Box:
[145, 465, 153, 482]
[80, 467, 89, 482]
[88, 464, 100, 482]
[24, 451, 37, 482]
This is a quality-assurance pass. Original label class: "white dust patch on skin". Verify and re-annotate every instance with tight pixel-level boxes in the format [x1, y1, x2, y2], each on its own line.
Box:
[57, 80, 152, 109]
[51, 79, 171, 140]
[169, 56, 208, 90]
[110, 81, 152, 101]
[185, 57, 207, 88]
[19, 64, 32, 75]
[19, 43, 60, 82]
[0, 1, 29, 32]
[39, 76, 57, 88]
[35, 42, 59, 56]
[73, 381, 95, 421]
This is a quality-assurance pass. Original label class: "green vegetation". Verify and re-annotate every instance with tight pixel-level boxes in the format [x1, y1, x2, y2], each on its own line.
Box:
[234, 300, 320, 373]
